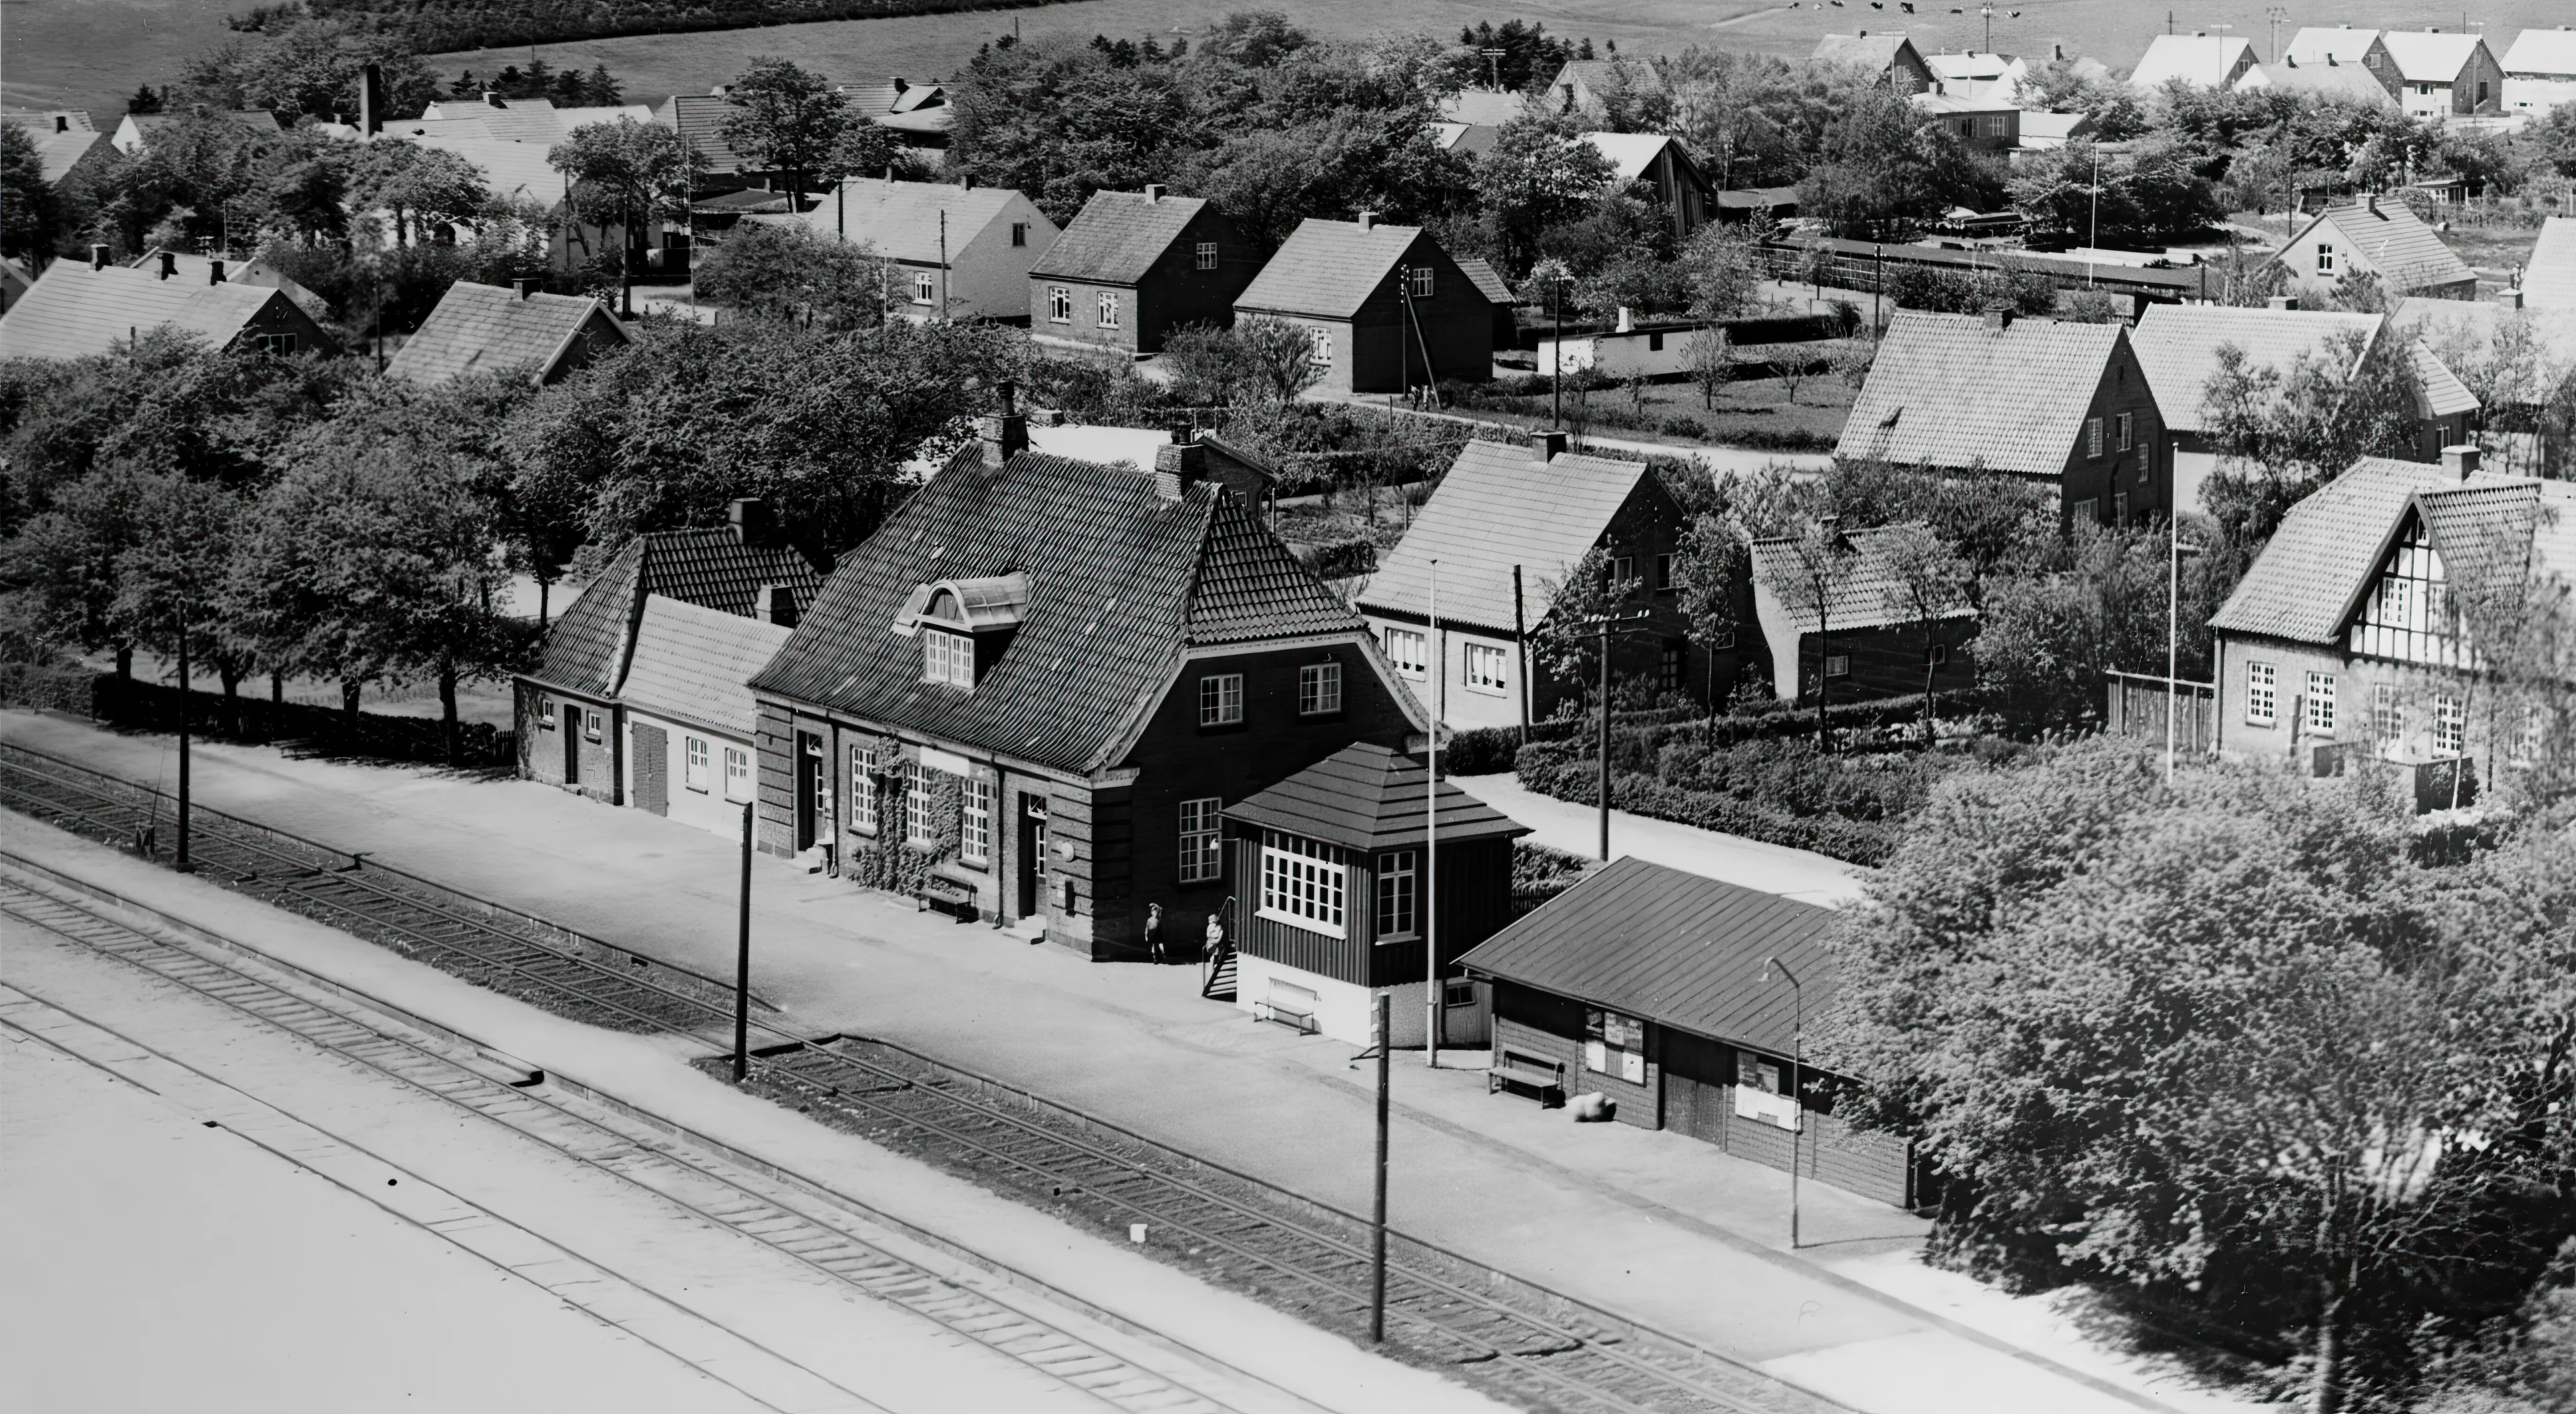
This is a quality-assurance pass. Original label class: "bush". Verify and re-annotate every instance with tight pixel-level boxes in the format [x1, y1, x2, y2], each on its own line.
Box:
[1659, 415, 1707, 440]
[1442, 725, 1522, 775]
[1518, 754, 1903, 865]
[1297, 538, 1376, 580]
[1511, 840, 1595, 916]
[1885, 264, 2056, 317]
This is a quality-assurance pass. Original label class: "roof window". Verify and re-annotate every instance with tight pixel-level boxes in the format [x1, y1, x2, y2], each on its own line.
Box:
[893, 572, 1031, 636]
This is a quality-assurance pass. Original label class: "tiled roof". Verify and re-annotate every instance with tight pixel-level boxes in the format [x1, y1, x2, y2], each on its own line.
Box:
[1225, 742, 1528, 852]
[2525, 218, 2576, 309]
[1581, 131, 1679, 182]
[2303, 202, 2478, 293]
[10, 124, 107, 184]
[1235, 218, 1428, 320]
[130, 248, 332, 320]
[1455, 256, 1516, 307]
[2210, 457, 2458, 643]
[657, 93, 751, 173]
[391, 128, 569, 204]
[385, 280, 626, 385]
[1457, 856, 1840, 1061]
[888, 82, 946, 114]
[794, 178, 1038, 264]
[1835, 311, 2122, 477]
[2406, 338, 2481, 419]
[2129, 34, 2260, 90]
[618, 594, 794, 739]
[748, 450, 1371, 773]
[838, 81, 903, 115]
[1812, 33, 1917, 71]
[3, 109, 93, 132]
[2131, 304, 2380, 435]
[1029, 189, 1204, 285]
[2379, 31, 2488, 83]
[0, 262, 292, 362]
[2285, 27, 2381, 64]
[1439, 88, 1529, 124]
[535, 529, 824, 695]
[2259, 60, 2396, 106]
[1360, 439, 1651, 635]
[1750, 522, 1976, 635]
[2504, 28, 2576, 77]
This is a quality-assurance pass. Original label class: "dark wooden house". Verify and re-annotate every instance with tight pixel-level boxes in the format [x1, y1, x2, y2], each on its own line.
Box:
[1459, 856, 1917, 1208]
[1232, 215, 1494, 395]
[1028, 186, 1260, 355]
[745, 388, 1434, 961]
[1747, 522, 1980, 707]
[1220, 743, 1528, 1048]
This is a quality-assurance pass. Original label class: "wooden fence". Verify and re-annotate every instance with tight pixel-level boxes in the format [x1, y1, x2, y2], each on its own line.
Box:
[2104, 670, 2215, 757]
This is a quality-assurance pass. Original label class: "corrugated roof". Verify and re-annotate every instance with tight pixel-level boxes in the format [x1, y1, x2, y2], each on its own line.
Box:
[749, 449, 1372, 773]
[1750, 522, 1977, 635]
[2210, 457, 2458, 643]
[2303, 202, 2478, 293]
[794, 178, 1039, 264]
[2504, 28, 2576, 76]
[386, 279, 626, 385]
[618, 594, 794, 738]
[1235, 218, 1429, 321]
[0, 262, 293, 362]
[2285, 27, 2382, 65]
[2525, 218, 2576, 309]
[2129, 34, 2261, 90]
[1835, 311, 2123, 477]
[2131, 304, 2381, 435]
[2379, 31, 2488, 83]
[1457, 856, 1839, 1061]
[1455, 256, 1516, 307]
[2406, 337, 2482, 419]
[1225, 742, 1527, 852]
[1360, 440, 1651, 635]
[2259, 61, 2395, 106]
[1029, 189, 1205, 285]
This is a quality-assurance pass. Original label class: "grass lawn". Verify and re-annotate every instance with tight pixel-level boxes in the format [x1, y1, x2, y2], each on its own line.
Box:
[1461, 367, 1855, 452]
[2440, 221, 2544, 283]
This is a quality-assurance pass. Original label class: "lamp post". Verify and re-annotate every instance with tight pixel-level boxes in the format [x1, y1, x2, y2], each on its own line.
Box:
[1426, 558, 1442, 1069]
[1368, 991, 1390, 1342]
[2167, 488, 2206, 783]
[2087, 142, 2102, 287]
[1765, 956, 1804, 1250]
[734, 799, 754, 1081]
[174, 608, 193, 874]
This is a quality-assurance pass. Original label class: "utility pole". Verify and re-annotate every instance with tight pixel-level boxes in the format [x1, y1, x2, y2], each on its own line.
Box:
[2166, 486, 2205, 783]
[734, 800, 753, 1081]
[1426, 558, 1442, 1069]
[1369, 992, 1390, 1342]
[1766, 958, 1805, 1250]
[1480, 47, 1506, 90]
[938, 208, 951, 321]
[174, 610, 193, 874]
[1582, 609, 1653, 862]
[1980, 2, 1994, 52]
[1512, 565, 1530, 745]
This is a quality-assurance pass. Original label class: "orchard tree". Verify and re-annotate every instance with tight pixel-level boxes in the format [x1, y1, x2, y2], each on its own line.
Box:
[1670, 512, 1748, 713]
[693, 220, 887, 329]
[721, 57, 852, 203]
[1685, 325, 1734, 409]
[349, 142, 490, 248]
[549, 118, 703, 315]
[1474, 120, 1613, 275]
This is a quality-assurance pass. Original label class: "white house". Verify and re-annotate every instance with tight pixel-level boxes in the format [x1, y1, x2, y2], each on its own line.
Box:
[618, 596, 795, 841]
[1923, 49, 2028, 104]
[1538, 309, 1706, 380]
[789, 178, 1058, 323]
[2128, 34, 2267, 92]
[2378, 30, 2505, 118]
[2503, 29, 2576, 113]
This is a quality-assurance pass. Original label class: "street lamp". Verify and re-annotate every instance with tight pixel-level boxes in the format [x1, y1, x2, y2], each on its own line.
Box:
[734, 798, 754, 1081]
[1765, 956, 1805, 1250]
[1531, 260, 1575, 429]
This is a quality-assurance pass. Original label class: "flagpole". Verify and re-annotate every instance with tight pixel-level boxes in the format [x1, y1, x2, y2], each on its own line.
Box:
[1426, 558, 1440, 1069]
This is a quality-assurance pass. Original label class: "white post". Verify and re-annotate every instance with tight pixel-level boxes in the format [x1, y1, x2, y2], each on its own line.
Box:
[1426, 558, 1440, 1069]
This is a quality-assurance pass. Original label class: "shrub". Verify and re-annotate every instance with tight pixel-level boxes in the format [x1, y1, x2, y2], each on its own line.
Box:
[1511, 841, 1596, 916]
[1297, 538, 1376, 580]
[1442, 725, 1522, 775]
[1517, 755, 1903, 864]
[1659, 415, 1707, 440]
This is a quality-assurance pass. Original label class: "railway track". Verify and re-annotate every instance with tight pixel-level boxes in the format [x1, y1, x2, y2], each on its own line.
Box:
[1, 741, 1845, 1414]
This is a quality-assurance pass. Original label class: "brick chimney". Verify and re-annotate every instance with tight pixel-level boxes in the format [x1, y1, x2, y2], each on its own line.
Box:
[757, 584, 799, 627]
[1143, 183, 1165, 203]
[208, 259, 227, 285]
[959, 173, 976, 190]
[979, 381, 1028, 467]
[1615, 307, 1635, 333]
[728, 497, 776, 548]
[1154, 427, 1206, 501]
[157, 250, 176, 280]
[90, 244, 110, 271]
[513, 276, 538, 300]
[1983, 305, 2014, 331]
[53, 114, 67, 133]
[484, 88, 505, 107]
[2443, 444, 2481, 481]
[1533, 430, 1569, 461]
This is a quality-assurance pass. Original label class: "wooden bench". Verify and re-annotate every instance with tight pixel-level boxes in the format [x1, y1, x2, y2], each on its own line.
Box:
[917, 875, 979, 924]
[1252, 997, 1318, 1034]
[1490, 1049, 1567, 1107]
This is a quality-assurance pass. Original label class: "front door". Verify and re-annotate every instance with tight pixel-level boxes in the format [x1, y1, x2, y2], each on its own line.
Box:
[633, 723, 667, 815]
[795, 733, 822, 850]
[1019, 794, 1048, 918]
[562, 701, 579, 783]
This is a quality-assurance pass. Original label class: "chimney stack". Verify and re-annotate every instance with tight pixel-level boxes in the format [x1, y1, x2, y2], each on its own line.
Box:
[1143, 183, 1165, 203]
[484, 88, 504, 108]
[2499, 287, 2525, 309]
[53, 114, 67, 133]
[979, 381, 1028, 467]
[757, 584, 799, 627]
[2268, 293, 2298, 310]
[959, 173, 976, 190]
[1154, 426, 1206, 501]
[1357, 210, 1378, 231]
[1983, 304, 2014, 331]
[2443, 444, 2481, 481]
[157, 250, 177, 280]
[360, 61, 384, 136]
[208, 259, 227, 285]
[1615, 306, 1635, 333]
[1533, 430, 1569, 461]
[513, 276, 538, 300]
[90, 244, 110, 271]
[728, 498, 776, 548]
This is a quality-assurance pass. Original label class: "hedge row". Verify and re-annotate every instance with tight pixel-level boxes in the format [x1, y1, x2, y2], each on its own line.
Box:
[303, 0, 1080, 55]
[3, 667, 512, 769]
[1518, 756, 1901, 866]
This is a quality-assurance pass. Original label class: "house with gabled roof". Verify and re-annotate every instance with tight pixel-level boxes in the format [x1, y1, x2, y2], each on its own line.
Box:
[387, 279, 628, 386]
[1027, 184, 1257, 354]
[746, 389, 1432, 961]
[2285, 26, 2386, 69]
[128, 248, 331, 320]
[2521, 217, 2576, 309]
[1456, 256, 1522, 348]
[109, 108, 286, 156]
[1232, 214, 1493, 393]
[1541, 58, 1665, 121]
[383, 110, 679, 278]
[1923, 49, 2028, 104]
[1, 110, 116, 195]
[790, 176, 1056, 323]
[2376, 30, 2503, 118]
[0, 247, 338, 362]
[838, 78, 952, 158]
[2269, 199, 2480, 301]
[2209, 446, 2565, 809]
[1359, 435, 1710, 729]
[2259, 56, 2398, 108]
[0, 259, 30, 315]
[517, 500, 824, 810]
[1581, 132, 1712, 242]
[2503, 29, 2576, 113]
[1749, 522, 1979, 706]
[1836, 308, 2164, 528]
[2128, 34, 2267, 92]
[655, 90, 758, 186]
[1812, 33, 1935, 96]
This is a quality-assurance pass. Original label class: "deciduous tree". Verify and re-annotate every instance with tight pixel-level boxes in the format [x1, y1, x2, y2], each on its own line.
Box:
[549, 118, 703, 315]
[721, 57, 852, 202]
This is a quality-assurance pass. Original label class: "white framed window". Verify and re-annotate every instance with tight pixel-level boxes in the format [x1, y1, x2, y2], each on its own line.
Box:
[2114, 490, 2130, 526]
[850, 747, 878, 833]
[247, 332, 298, 355]
[1200, 673, 1243, 726]
[2116, 412, 2134, 450]
[1374, 850, 1416, 939]
[1609, 555, 1637, 587]
[583, 709, 604, 743]
[2372, 683, 2400, 741]
[905, 762, 936, 845]
[1098, 291, 1120, 328]
[2435, 693, 2465, 755]
[685, 736, 711, 793]
[1178, 797, 1223, 882]
[723, 746, 752, 803]
[1309, 325, 1333, 367]
[2086, 417, 2104, 458]
[1259, 831, 1345, 937]
[2317, 242, 2336, 274]
[1047, 286, 1071, 323]
[911, 271, 937, 305]
[1297, 663, 1342, 716]
[1194, 240, 1219, 270]
[1383, 627, 1426, 678]
[959, 777, 993, 864]
[2074, 497, 2099, 524]
[1824, 654, 1851, 678]
[2247, 661, 2277, 725]
[1585, 1007, 1647, 1085]
[1408, 265, 1434, 299]
[538, 695, 556, 729]
[2306, 672, 2336, 733]
[1464, 642, 1508, 693]
[923, 627, 975, 687]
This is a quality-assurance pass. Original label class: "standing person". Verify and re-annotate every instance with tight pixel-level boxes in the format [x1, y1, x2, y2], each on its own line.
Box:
[1145, 902, 1165, 963]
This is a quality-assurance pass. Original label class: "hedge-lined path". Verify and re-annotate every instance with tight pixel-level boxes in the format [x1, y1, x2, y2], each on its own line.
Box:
[1450, 773, 1869, 908]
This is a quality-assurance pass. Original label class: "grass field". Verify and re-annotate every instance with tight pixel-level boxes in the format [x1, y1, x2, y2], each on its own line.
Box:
[12, 0, 2573, 121]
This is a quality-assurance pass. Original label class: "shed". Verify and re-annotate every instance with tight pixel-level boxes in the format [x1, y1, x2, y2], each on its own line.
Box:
[1748, 521, 1979, 705]
[617, 595, 795, 838]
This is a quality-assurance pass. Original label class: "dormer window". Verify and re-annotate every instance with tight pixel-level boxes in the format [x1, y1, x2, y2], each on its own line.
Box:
[925, 627, 975, 686]
[895, 572, 1031, 689]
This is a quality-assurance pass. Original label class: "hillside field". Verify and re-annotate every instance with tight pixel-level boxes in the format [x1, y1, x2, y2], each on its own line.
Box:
[9, 0, 2573, 120]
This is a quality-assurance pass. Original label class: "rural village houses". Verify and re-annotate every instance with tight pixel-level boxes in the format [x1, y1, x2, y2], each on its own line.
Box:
[1230, 214, 1496, 394]
[1027, 185, 1261, 355]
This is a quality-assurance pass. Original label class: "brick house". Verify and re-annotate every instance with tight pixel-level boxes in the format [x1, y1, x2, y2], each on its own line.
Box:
[1231, 215, 1494, 395]
[1027, 185, 1260, 355]
[2375, 31, 2505, 118]
[1811, 33, 1937, 95]
[1836, 308, 2166, 528]
[387, 279, 629, 386]
[516, 501, 822, 808]
[2267, 200, 2481, 301]
[1748, 523, 1981, 706]
[2210, 446, 2555, 810]
[744, 389, 1433, 961]
[1460, 856, 1918, 1208]
[1358, 436, 1711, 731]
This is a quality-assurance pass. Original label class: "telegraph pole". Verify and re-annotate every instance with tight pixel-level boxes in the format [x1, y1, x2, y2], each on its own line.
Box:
[1426, 558, 1442, 1068]
[1582, 608, 1653, 861]
[174, 610, 193, 874]
[734, 800, 754, 1081]
[1369, 991, 1390, 1343]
